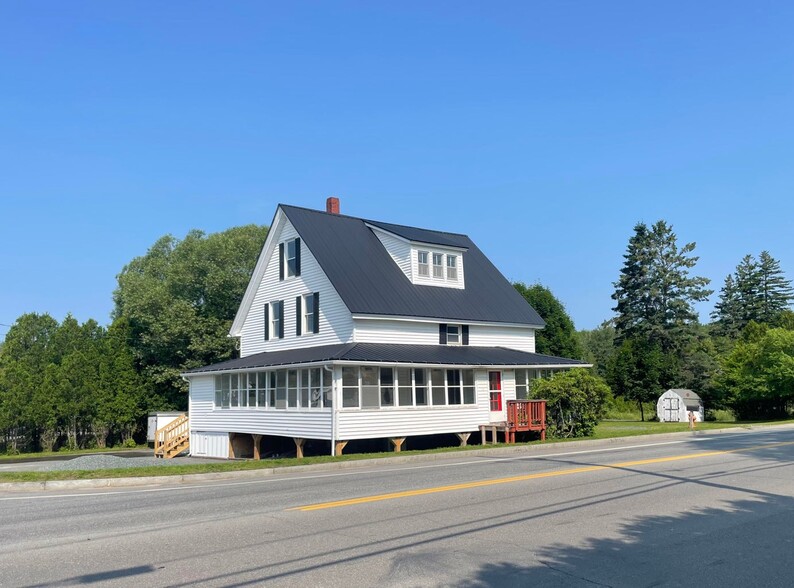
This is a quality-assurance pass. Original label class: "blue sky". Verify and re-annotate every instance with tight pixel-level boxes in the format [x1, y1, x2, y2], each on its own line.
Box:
[2, 1, 793, 338]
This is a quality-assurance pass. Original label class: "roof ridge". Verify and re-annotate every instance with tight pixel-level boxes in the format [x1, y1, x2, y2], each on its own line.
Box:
[279, 203, 470, 240]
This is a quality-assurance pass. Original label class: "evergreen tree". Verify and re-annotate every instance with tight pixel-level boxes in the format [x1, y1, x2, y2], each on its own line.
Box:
[612, 220, 712, 352]
[757, 251, 794, 322]
[712, 252, 793, 336]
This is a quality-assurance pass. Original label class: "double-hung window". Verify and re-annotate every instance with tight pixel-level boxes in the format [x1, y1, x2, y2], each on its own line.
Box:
[446, 255, 458, 280]
[418, 251, 429, 276]
[279, 238, 301, 280]
[267, 300, 284, 340]
[432, 253, 444, 278]
[297, 292, 320, 335]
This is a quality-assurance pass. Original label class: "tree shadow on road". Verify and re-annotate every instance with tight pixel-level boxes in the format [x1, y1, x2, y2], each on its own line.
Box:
[458, 493, 794, 587]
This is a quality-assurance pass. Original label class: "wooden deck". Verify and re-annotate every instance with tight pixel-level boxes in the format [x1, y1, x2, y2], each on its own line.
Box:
[480, 400, 546, 444]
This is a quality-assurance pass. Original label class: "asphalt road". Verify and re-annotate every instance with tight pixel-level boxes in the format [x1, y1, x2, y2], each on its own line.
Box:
[1, 426, 793, 587]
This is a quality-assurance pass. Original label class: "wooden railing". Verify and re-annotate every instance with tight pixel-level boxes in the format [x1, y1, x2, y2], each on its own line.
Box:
[506, 400, 546, 441]
[154, 414, 190, 459]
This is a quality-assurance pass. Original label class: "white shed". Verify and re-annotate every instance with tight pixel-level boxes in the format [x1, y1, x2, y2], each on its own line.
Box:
[657, 389, 704, 423]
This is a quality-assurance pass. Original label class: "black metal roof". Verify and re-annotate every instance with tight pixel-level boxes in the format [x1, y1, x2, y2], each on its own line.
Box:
[280, 205, 545, 326]
[185, 343, 588, 374]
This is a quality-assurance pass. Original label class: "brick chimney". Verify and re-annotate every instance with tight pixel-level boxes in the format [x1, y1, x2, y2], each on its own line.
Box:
[326, 196, 340, 215]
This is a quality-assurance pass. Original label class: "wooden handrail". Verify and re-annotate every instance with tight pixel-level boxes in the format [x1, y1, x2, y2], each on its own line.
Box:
[154, 414, 189, 458]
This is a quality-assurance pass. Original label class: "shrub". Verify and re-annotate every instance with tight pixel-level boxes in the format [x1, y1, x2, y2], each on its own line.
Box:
[532, 370, 611, 438]
[123, 438, 138, 448]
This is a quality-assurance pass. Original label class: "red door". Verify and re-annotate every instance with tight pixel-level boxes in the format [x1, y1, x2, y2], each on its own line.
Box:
[489, 371, 502, 413]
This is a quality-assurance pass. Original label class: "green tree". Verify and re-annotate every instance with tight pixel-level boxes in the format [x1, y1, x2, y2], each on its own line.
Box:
[612, 220, 712, 353]
[0, 313, 59, 452]
[531, 370, 610, 438]
[113, 225, 268, 409]
[712, 252, 793, 336]
[95, 318, 153, 446]
[577, 321, 615, 378]
[607, 337, 676, 421]
[514, 282, 582, 358]
[714, 324, 794, 419]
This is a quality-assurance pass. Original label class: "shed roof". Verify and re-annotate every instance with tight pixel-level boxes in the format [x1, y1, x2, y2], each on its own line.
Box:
[184, 343, 589, 374]
[280, 205, 545, 326]
[666, 389, 703, 410]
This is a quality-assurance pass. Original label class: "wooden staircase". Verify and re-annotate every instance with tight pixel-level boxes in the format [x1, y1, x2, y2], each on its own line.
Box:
[154, 414, 190, 458]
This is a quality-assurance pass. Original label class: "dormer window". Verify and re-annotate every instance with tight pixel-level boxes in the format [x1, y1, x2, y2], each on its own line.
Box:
[418, 251, 429, 276]
[279, 238, 301, 280]
[432, 253, 444, 278]
[446, 255, 458, 280]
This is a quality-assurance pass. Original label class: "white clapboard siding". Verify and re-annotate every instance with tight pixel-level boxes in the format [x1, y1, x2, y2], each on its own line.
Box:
[354, 319, 535, 351]
[337, 369, 497, 439]
[353, 318, 440, 345]
[371, 228, 413, 280]
[238, 217, 354, 357]
[188, 374, 333, 440]
[469, 325, 535, 352]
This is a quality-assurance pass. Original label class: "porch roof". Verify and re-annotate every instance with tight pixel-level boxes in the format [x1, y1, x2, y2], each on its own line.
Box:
[184, 343, 590, 374]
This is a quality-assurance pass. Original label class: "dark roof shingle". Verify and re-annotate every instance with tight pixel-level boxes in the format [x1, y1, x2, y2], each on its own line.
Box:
[280, 205, 544, 326]
[185, 343, 588, 374]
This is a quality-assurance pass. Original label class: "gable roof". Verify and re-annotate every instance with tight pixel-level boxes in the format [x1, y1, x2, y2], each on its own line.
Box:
[280, 204, 545, 326]
[185, 343, 587, 374]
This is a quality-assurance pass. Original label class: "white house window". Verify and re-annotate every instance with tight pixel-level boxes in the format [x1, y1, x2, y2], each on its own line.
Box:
[298, 292, 319, 335]
[279, 238, 302, 281]
[446, 255, 458, 280]
[269, 301, 284, 340]
[418, 251, 429, 276]
[446, 325, 460, 345]
[286, 239, 298, 277]
[432, 253, 444, 278]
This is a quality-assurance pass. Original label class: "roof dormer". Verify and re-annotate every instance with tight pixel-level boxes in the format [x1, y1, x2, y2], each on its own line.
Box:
[368, 224, 466, 289]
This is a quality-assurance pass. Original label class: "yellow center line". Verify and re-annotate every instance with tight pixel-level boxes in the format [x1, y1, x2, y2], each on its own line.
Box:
[288, 440, 794, 512]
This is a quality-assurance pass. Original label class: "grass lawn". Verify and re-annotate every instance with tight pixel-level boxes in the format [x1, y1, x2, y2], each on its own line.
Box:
[2, 419, 793, 484]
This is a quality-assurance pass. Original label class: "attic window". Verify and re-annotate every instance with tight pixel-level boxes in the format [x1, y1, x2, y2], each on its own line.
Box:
[279, 238, 301, 280]
[446, 255, 458, 280]
[432, 253, 444, 278]
[418, 251, 429, 276]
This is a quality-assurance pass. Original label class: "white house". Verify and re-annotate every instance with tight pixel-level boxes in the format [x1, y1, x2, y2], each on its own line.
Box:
[179, 198, 589, 459]
[657, 389, 704, 423]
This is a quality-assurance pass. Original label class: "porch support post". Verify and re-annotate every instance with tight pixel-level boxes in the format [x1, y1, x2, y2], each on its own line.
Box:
[293, 437, 306, 459]
[389, 437, 406, 452]
[479, 425, 487, 445]
[252, 434, 262, 460]
[228, 433, 236, 459]
[335, 440, 348, 456]
[455, 432, 471, 447]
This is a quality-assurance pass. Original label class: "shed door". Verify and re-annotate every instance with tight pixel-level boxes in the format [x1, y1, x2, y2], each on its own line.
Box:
[664, 397, 680, 422]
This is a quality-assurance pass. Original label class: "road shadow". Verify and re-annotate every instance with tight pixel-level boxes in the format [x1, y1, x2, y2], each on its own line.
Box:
[457, 494, 794, 587]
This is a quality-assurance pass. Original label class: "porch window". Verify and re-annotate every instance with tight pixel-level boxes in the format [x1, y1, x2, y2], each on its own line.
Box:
[463, 370, 475, 404]
[380, 367, 394, 407]
[397, 367, 413, 406]
[342, 366, 359, 408]
[447, 369, 462, 404]
[415, 368, 428, 406]
[360, 366, 380, 408]
[287, 370, 298, 408]
[310, 368, 323, 408]
[300, 369, 310, 408]
[431, 369, 446, 405]
[275, 370, 287, 409]
[230, 374, 240, 408]
[257, 372, 268, 408]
